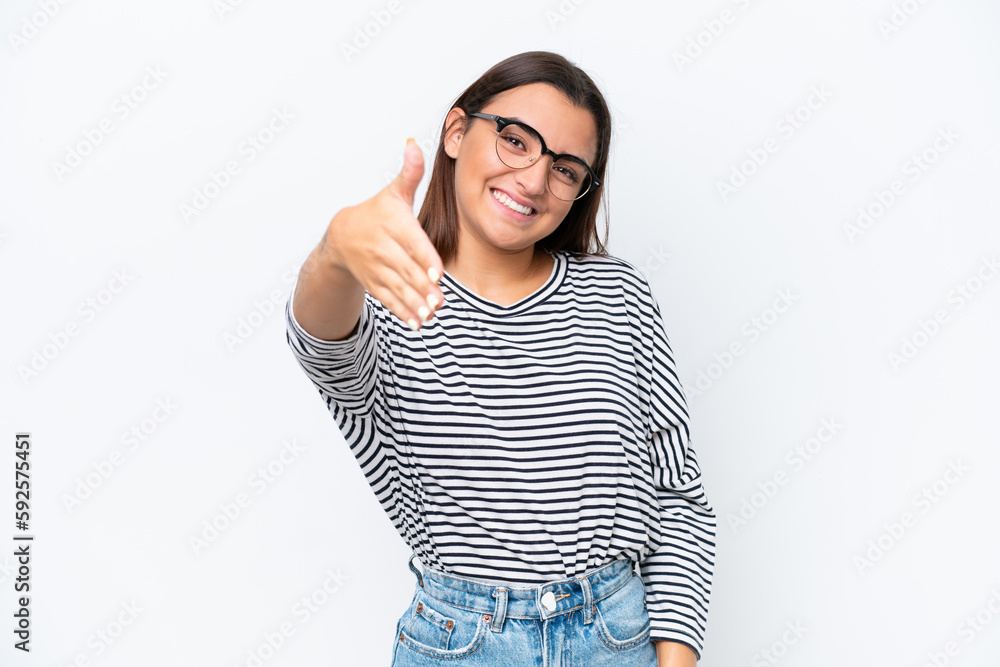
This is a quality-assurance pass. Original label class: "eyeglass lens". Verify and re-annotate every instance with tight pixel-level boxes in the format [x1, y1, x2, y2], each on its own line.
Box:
[495, 124, 592, 201]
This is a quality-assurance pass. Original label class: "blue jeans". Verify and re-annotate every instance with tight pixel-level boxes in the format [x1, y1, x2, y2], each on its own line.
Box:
[390, 552, 658, 666]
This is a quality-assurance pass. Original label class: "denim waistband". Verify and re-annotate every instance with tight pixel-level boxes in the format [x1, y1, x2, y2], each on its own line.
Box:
[407, 553, 636, 633]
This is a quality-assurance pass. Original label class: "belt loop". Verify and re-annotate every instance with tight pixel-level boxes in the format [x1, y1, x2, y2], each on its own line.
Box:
[580, 574, 594, 625]
[490, 587, 508, 632]
[408, 553, 423, 588]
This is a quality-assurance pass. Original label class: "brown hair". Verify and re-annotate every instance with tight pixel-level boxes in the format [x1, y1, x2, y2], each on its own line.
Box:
[417, 51, 612, 265]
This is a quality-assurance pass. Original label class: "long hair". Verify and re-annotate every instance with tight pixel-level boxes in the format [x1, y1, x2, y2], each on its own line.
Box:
[417, 51, 612, 265]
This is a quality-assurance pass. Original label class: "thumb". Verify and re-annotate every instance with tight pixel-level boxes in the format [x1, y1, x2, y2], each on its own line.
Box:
[394, 138, 425, 208]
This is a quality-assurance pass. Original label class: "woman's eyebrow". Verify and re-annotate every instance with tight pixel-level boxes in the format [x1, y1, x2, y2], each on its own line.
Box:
[506, 115, 548, 139]
[501, 113, 592, 163]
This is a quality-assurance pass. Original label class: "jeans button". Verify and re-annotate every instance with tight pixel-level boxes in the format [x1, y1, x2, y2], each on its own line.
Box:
[541, 591, 557, 611]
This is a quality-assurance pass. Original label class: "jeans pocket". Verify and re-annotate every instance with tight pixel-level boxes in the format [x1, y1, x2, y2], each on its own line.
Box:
[398, 591, 488, 659]
[593, 573, 652, 651]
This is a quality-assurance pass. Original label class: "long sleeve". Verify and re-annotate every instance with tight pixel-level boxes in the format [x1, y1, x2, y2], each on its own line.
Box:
[283, 276, 380, 420]
[284, 278, 410, 526]
[633, 276, 717, 660]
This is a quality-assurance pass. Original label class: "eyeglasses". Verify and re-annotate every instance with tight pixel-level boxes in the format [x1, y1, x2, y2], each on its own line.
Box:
[469, 112, 601, 202]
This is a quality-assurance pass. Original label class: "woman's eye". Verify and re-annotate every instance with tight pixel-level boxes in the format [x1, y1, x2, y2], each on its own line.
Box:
[502, 135, 525, 150]
[554, 165, 579, 183]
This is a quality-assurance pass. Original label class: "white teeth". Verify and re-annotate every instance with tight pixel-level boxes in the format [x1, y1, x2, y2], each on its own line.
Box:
[492, 189, 533, 215]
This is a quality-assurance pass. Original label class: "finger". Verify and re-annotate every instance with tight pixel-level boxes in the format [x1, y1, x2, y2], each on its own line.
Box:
[392, 138, 424, 210]
[376, 233, 445, 324]
[368, 283, 421, 331]
[391, 217, 445, 314]
[369, 258, 436, 331]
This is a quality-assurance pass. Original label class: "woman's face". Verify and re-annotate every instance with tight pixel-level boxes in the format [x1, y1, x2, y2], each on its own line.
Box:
[444, 82, 599, 256]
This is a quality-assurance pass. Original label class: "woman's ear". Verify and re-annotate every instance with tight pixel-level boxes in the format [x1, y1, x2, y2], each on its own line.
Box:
[443, 108, 467, 160]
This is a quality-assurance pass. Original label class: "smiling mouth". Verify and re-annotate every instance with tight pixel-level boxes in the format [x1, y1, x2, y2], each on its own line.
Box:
[491, 188, 536, 216]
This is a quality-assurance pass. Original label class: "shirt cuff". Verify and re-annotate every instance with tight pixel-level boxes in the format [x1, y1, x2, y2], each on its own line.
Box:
[285, 286, 368, 358]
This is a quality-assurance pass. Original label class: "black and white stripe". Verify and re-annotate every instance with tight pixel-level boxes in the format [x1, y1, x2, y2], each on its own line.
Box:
[284, 250, 716, 657]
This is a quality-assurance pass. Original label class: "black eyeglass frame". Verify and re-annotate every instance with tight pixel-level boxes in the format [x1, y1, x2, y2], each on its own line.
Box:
[468, 112, 602, 201]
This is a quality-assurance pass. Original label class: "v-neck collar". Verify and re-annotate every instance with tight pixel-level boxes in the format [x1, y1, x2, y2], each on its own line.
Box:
[440, 251, 566, 317]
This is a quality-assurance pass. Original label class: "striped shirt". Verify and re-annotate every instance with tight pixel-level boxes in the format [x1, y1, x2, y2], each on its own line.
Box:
[284, 249, 716, 657]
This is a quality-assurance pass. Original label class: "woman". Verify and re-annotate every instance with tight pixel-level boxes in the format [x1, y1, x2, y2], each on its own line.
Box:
[285, 51, 716, 666]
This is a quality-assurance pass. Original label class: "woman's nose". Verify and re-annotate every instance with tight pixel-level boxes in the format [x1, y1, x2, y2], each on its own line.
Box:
[513, 158, 550, 197]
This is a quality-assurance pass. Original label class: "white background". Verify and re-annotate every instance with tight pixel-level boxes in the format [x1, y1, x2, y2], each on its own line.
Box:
[2, 0, 999, 665]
